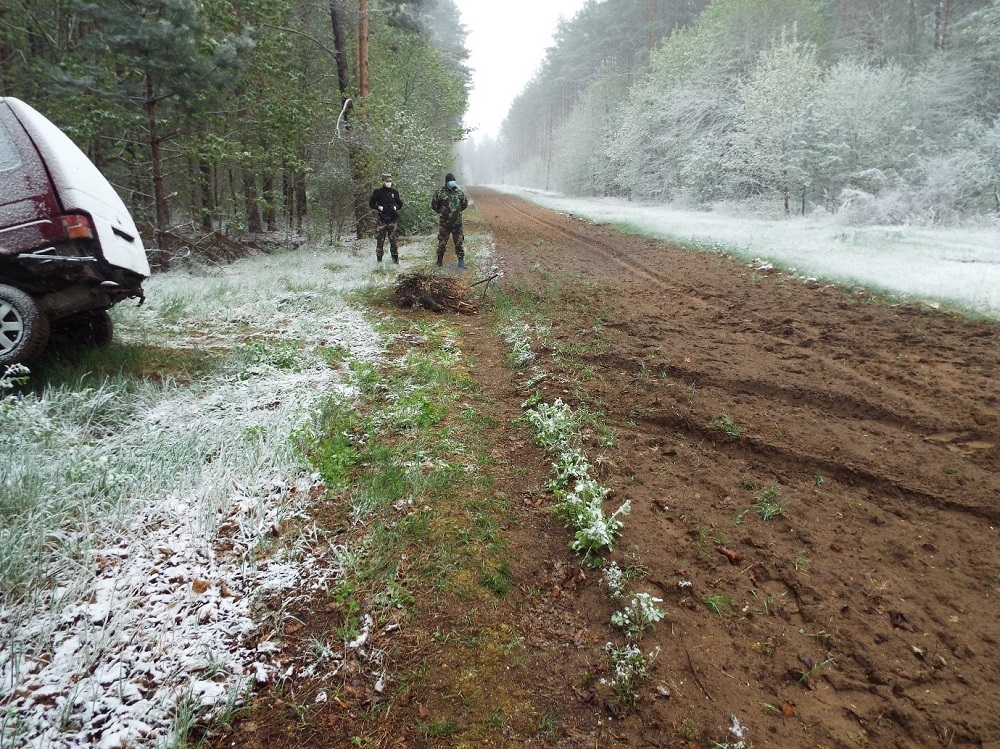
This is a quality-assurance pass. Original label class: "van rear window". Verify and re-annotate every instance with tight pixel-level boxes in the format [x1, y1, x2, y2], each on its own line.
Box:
[0, 121, 22, 172]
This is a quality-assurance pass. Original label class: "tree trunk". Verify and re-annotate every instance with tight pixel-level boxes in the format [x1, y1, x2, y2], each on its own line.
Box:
[228, 167, 239, 232]
[283, 169, 293, 228]
[188, 156, 199, 224]
[200, 159, 213, 231]
[330, 0, 371, 239]
[907, 0, 919, 57]
[263, 172, 276, 231]
[295, 167, 307, 233]
[934, 0, 954, 50]
[146, 74, 169, 231]
[329, 0, 351, 96]
[359, 0, 369, 99]
[243, 171, 263, 233]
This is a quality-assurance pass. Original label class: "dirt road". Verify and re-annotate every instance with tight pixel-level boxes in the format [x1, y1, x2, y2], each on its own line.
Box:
[466, 187, 1000, 747]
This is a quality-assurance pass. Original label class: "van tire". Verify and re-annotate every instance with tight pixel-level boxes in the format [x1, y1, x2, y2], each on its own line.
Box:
[55, 309, 114, 347]
[0, 284, 50, 366]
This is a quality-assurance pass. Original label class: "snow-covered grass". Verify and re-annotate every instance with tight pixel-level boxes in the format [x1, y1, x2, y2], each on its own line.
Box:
[0, 240, 395, 748]
[495, 186, 1000, 318]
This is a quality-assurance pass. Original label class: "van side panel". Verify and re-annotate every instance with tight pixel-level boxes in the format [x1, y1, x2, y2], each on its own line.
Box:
[5, 99, 149, 278]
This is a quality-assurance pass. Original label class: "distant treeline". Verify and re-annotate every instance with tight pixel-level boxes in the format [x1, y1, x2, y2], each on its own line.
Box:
[461, 0, 1000, 223]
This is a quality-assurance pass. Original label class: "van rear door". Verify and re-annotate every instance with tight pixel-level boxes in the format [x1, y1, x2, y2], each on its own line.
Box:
[0, 102, 62, 260]
[4, 98, 149, 278]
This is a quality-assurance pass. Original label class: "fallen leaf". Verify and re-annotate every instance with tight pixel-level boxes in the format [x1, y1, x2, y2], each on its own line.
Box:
[782, 703, 795, 718]
[191, 579, 210, 595]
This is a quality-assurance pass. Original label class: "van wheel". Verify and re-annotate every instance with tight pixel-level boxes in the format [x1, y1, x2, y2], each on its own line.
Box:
[0, 284, 50, 366]
[55, 309, 115, 347]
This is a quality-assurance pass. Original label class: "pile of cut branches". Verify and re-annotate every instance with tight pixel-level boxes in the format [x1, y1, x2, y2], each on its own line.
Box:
[152, 227, 255, 271]
[391, 272, 478, 314]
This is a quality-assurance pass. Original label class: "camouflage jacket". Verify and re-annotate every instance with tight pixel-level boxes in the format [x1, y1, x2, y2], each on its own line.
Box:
[431, 185, 468, 227]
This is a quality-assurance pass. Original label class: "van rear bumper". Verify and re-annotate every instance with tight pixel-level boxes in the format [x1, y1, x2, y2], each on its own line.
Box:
[0, 241, 146, 305]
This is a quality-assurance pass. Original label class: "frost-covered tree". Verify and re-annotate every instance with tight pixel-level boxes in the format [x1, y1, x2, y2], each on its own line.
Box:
[912, 122, 1000, 218]
[608, 25, 735, 201]
[606, 0, 831, 203]
[551, 79, 628, 196]
[728, 36, 822, 211]
[805, 61, 914, 207]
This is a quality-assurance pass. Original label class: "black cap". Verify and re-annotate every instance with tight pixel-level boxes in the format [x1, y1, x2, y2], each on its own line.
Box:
[445, 173, 455, 183]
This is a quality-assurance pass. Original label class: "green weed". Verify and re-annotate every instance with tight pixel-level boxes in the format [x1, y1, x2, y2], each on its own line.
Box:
[703, 594, 734, 617]
[480, 560, 515, 596]
[755, 484, 786, 520]
[711, 413, 741, 438]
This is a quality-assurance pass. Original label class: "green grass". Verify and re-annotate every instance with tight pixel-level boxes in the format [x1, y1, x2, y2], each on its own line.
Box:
[755, 483, 786, 520]
[480, 560, 515, 596]
[703, 594, 734, 617]
[419, 717, 461, 739]
[711, 412, 741, 439]
[28, 340, 221, 390]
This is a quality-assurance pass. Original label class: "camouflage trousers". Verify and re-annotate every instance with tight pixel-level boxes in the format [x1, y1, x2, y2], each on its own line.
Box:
[376, 221, 399, 261]
[436, 223, 464, 262]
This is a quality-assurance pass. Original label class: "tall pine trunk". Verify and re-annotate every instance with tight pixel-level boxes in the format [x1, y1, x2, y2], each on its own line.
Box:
[330, 0, 371, 239]
[263, 172, 276, 231]
[243, 171, 263, 233]
[200, 159, 213, 231]
[146, 73, 170, 231]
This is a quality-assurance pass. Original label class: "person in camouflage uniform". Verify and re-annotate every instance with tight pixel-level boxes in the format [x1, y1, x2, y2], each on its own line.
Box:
[369, 172, 403, 263]
[431, 172, 469, 268]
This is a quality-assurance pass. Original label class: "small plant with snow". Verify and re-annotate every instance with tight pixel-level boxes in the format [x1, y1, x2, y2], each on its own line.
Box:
[611, 592, 666, 636]
[604, 642, 660, 707]
[0, 363, 29, 390]
[500, 321, 536, 368]
[565, 496, 630, 563]
[524, 398, 579, 452]
[547, 448, 591, 492]
[602, 562, 626, 599]
[523, 398, 628, 563]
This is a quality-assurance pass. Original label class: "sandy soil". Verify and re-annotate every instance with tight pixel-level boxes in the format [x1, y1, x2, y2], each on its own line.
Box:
[218, 189, 1000, 749]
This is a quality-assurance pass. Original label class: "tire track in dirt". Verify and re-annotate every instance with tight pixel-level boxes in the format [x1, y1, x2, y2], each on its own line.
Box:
[482, 191, 998, 524]
[488, 191, 681, 293]
[481, 190, 989, 441]
[638, 409, 999, 524]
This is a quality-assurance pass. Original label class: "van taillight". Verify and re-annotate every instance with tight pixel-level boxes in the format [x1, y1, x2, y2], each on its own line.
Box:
[59, 214, 95, 240]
